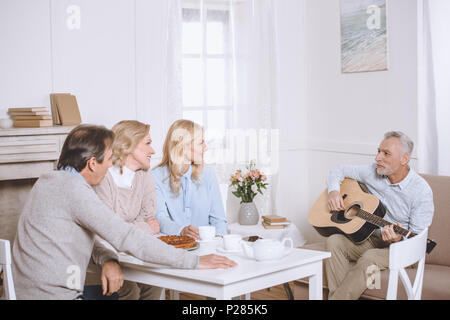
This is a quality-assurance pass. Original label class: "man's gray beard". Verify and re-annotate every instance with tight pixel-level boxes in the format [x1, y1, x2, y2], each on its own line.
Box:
[376, 168, 393, 177]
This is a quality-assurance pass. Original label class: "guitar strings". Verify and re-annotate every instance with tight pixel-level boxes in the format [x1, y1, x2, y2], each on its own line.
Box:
[355, 208, 412, 237]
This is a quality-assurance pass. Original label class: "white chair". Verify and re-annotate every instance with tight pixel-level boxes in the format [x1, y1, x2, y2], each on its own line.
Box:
[0, 239, 16, 300]
[386, 228, 428, 300]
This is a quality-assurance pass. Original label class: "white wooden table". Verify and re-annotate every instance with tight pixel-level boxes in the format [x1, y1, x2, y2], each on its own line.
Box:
[118, 247, 330, 300]
[227, 222, 307, 299]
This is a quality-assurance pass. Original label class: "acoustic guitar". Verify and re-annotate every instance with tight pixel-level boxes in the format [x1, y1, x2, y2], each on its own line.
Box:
[308, 178, 437, 254]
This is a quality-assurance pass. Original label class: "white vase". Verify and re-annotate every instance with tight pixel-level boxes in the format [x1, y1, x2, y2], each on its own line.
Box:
[238, 202, 259, 225]
[0, 118, 13, 129]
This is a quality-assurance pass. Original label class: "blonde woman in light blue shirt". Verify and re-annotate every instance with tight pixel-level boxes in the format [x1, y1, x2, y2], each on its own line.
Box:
[153, 119, 227, 239]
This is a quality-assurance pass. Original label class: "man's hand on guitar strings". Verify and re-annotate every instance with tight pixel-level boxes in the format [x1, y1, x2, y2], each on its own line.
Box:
[381, 223, 403, 243]
[328, 190, 346, 212]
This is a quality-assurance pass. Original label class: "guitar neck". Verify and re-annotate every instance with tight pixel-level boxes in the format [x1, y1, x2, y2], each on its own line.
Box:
[356, 209, 415, 238]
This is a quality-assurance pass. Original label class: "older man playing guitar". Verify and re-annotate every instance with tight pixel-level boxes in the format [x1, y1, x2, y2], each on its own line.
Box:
[324, 131, 434, 300]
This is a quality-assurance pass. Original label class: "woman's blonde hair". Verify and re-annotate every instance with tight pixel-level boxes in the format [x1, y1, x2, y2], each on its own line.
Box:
[157, 119, 204, 195]
[111, 120, 150, 174]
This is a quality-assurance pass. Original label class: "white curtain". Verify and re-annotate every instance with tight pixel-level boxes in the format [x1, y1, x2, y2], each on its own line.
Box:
[166, 0, 280, 223]
[419, 0, 450, 176]
[163, 0, 184, 134]
[225, 0, 279, 223]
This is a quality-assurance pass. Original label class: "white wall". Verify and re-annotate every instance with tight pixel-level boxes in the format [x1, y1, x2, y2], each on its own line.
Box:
[50, 0, 137, 129]
[0, 0, 53, 117]
[0, 0, 168, 149]
[135, 0, 170, 155]
[1, 0, 421, 243]
[274, 0, 420, 243]
[306, 0, 418, 145]
[273, 0, 311, 241]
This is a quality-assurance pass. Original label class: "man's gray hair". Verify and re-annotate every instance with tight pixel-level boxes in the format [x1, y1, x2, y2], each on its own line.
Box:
[384, 131, 414, 155]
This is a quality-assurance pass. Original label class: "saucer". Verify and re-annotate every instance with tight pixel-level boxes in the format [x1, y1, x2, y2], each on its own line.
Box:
[186, 244, 199, 251]
[197, 236, 222, 243]
[216, 246, 242, 254]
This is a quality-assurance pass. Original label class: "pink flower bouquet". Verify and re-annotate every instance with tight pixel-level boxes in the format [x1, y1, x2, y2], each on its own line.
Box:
[229, 160, 268, 203]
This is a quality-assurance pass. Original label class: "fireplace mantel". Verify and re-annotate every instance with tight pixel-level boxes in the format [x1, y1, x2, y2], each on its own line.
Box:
[0, 126, 75, 181]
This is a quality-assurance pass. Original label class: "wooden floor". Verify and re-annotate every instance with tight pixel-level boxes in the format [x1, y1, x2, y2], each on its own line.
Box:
[165, 282, 295, 300]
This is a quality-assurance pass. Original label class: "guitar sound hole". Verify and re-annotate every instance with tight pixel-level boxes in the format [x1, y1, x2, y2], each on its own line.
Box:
[345, 204, 361, 219]
[330, 211, 351, 224]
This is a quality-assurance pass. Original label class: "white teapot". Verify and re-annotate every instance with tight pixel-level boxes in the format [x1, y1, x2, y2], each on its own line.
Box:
[241, 237, 293, 261]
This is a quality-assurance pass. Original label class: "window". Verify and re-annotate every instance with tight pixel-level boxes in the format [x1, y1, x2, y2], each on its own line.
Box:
[181, 5, 232, 150]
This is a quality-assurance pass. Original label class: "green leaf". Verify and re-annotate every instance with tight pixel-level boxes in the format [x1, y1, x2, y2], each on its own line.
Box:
[232, 191, 241, 198]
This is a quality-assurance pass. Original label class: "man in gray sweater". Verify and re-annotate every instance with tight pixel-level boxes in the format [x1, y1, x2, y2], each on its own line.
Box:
[12, 124, 236, 300]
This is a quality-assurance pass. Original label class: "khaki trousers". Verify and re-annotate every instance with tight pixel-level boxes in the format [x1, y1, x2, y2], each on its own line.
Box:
[117, 280, 164, 300]
[325, 233, 390, 300]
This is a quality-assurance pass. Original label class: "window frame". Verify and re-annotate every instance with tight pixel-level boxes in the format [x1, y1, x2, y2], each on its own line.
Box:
[181, 3, 233, 142]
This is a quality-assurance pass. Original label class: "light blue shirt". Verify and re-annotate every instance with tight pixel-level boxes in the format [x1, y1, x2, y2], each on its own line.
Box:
[327, 163, 434, 235]
[153, 165, 227, 236]
[61, 166, 88, 185]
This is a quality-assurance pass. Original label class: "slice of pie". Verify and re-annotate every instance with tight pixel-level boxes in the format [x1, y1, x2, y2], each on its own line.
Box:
[158, 235, 197, 249]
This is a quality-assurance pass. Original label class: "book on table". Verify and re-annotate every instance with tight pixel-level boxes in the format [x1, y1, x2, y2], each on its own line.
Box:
[262, 215, 288, 223]
[261, 214, 291, 229]
[50, 93, 68, 125]
[13, 119, 53, 127]
[8, 111, 50, 116]
[13, 115, 52, 120]
[50, 93, 82, 125]
[262, 222, 288, 229]
[264, 220, 291, 226]
[8, 107, 49, 112]
[8, 107, 54, 127]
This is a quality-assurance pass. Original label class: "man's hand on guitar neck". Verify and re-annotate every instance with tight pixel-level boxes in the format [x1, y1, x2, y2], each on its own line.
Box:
[328, 190, 345, 212]
[381, 223, 403, 244]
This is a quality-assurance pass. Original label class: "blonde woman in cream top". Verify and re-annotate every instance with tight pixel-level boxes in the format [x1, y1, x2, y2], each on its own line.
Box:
[93, 120, 161, 300]
[95, 164, 160, 235]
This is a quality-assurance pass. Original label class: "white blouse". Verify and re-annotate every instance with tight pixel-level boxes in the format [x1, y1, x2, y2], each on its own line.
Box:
[108, 165, 136, 189]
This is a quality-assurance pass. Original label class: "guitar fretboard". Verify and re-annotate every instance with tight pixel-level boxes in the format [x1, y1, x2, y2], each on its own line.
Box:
[355, 209, 415, 238]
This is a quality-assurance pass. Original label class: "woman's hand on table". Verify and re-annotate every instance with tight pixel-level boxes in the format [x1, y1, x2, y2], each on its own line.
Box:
[198, 254, 238, 270]
[146, 216, 160, 234]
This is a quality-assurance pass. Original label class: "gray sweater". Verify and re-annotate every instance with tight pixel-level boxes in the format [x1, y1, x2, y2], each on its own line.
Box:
[12, 171, 198, 300]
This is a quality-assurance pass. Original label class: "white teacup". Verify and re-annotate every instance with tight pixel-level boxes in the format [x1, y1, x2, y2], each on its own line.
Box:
[198, 237, 221, 252]
[223, 234, 242, 251]
[199, 226, 216, 241]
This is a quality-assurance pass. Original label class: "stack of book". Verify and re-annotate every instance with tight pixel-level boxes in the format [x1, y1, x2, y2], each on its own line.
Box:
[8, 107, 53, 127]
[261, 215, 291, 229]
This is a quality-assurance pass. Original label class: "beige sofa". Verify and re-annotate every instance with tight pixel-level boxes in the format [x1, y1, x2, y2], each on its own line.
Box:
[294, 174, 450, 300]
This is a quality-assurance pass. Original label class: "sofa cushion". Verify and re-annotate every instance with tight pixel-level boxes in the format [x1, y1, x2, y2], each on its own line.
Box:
[297, 241, 450, 300]
[421, 174, 450, 266]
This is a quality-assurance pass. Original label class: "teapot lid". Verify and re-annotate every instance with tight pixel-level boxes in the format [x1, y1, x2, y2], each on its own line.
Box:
[254, 238, 278, 245]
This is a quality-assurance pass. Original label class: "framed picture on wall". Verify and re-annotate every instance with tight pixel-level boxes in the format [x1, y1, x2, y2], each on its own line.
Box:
[340, 0, 388, 73]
